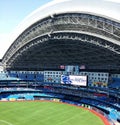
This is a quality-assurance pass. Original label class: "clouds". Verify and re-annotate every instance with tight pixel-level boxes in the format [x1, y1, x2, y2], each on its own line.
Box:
[105, 0, 120, 3]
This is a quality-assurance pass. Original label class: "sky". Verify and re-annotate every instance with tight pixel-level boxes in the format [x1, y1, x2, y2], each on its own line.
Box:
[0, 0, 120, 59]
[0, 0, 52, 59]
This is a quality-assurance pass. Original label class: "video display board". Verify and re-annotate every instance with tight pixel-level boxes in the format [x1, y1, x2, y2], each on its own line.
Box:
[61, 75, 87, 86]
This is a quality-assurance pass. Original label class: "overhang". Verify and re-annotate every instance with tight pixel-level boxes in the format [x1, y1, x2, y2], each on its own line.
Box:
[2, 0, 120, 71]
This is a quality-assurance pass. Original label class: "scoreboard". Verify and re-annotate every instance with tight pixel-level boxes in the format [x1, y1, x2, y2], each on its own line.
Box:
[61, 75, 87, 86]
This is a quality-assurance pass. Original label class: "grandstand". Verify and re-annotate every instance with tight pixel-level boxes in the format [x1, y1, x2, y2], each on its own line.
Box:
[0, 0, 120, 125]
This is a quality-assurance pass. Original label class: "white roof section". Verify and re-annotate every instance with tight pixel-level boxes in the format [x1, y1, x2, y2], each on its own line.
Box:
[9, 0, 120, 45]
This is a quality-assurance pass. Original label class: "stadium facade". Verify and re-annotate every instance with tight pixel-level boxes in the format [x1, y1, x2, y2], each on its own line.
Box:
[1, 0, 120, 71]
[0, 0, 120, 88]
[0, 0, 120, 124]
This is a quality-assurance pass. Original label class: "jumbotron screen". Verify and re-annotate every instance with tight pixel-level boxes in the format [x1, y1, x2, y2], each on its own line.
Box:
[61, 75, 87, 86]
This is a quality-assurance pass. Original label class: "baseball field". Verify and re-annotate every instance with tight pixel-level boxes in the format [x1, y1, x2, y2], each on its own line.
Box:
[0, 101, 109, 125]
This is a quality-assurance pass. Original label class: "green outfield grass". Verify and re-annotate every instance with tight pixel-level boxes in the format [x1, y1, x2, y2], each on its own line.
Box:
[0, 101, 105, 125]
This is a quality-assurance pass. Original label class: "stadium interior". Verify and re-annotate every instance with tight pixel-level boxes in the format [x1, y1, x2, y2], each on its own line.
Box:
[0, 1, 120, 125]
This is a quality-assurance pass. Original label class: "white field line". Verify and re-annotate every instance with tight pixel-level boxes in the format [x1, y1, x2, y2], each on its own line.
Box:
[0, 120, 13, 125]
